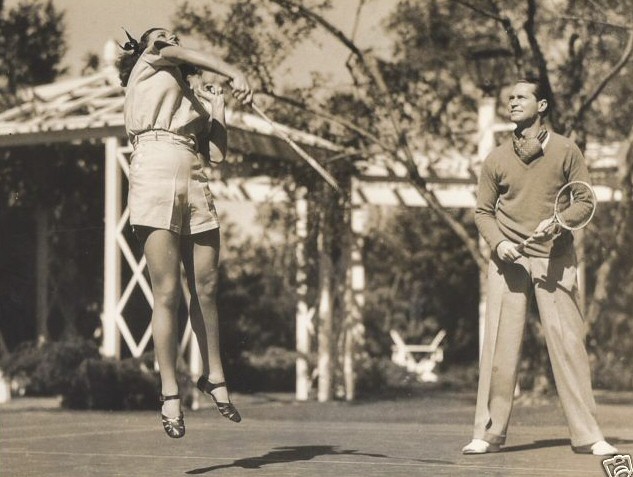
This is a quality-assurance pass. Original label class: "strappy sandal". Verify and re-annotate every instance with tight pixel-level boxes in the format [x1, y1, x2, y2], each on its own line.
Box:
[159, 394, 185, 438]
[196, 377, 242, 423]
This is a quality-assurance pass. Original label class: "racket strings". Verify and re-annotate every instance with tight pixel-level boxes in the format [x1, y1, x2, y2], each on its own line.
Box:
[554, 181, 596, 230]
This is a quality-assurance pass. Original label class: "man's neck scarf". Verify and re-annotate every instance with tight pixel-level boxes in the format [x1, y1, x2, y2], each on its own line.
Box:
[512, 126, 548, 163]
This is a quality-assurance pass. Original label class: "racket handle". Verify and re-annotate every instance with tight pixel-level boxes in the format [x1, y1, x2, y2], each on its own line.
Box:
[516, 234, 538, 251]
[512, 221, 558, 261]
[250, 103, 341, 193]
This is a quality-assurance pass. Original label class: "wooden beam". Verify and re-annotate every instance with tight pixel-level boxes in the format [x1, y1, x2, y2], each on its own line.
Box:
[0, 125, 126, 147]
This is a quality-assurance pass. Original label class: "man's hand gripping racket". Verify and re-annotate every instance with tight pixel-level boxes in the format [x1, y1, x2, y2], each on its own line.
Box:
[510, 181, 597, 261]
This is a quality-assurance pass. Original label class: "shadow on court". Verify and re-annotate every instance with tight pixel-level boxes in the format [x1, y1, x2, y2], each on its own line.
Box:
[500, 436, 633, 453]
[186, 445, 457, 474]
[186, 445, 392, 473]
[501, 438, 570, 453]
[2, 391, 633, 477]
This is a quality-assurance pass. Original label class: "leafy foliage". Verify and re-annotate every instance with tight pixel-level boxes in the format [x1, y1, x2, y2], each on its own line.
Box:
[61, 355, 195, 411]
[175, 0, 329, 93]
[1, 338, 100, 395]
[0, 0, 66, 105]
[584, 202, 633, 389]
[363, 206, 479, 363]
[0, 144, 105, 342]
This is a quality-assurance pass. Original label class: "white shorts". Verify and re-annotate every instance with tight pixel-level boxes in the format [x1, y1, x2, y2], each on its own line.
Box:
[128, 132, 220, 235]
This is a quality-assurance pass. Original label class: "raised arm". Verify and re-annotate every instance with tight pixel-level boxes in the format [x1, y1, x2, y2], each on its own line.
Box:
[159, 45, 253, 105]
[196, 85, 227, 164]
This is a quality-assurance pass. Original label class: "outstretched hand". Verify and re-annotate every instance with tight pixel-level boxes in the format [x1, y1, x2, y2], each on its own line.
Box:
[230, 73, 253, 105]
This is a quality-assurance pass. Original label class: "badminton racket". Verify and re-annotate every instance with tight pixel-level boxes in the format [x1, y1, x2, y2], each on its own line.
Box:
[250, 103, 341, 193]
[515, 180, 597, 255]
[203, 84, 341, 193]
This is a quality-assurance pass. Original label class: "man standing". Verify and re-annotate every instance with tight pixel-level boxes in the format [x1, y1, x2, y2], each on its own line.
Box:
[462, 78, 618, 456]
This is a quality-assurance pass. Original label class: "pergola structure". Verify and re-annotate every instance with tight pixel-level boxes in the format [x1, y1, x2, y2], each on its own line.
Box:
[0, 42, 624, 401]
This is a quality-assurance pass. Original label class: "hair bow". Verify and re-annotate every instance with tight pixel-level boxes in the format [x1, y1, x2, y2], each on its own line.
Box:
[117, 28, 140, 54]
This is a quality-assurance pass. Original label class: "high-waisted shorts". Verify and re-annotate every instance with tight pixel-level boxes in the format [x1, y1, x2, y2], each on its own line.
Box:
[128, 131, 220, 235]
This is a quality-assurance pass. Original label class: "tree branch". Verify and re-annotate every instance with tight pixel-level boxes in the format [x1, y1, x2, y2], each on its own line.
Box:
[453, 0, 504, 21]
[405, 171, 488, 270]
[350, 0, 366, 43]
[487, 0, 525, 75]
[452, 0, 525, 75]
[569, 30, 633, 133]
[270, 0, 486, 266]
[557, 15, 632, 31]
[260, 90, 394, 152]
[270, 0, 366, 60]
[524, 0, 558, 128]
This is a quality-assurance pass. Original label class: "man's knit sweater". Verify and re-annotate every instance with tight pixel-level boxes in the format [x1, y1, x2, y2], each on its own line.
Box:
[475, 132, 593, 258]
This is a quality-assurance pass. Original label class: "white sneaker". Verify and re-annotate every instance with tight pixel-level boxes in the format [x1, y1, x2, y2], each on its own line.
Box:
[462, 438, 501, 454]
[591, 441, 619, 456]
[573, 440, 619, 456]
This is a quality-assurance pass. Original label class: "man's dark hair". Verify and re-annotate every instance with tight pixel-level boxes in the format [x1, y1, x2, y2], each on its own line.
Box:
[516, 77, 550, 116]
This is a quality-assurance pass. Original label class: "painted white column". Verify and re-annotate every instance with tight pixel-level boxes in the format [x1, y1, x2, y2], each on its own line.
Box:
[477, 96, 496, 359]
[295, 189, 311, 401]
[344, 187, 367, 401]
[477, 97, 497, 163]
[316, 204, 334, 402]
[101, 137, 121, 358]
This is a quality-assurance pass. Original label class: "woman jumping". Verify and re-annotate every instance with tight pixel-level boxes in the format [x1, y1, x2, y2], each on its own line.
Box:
[117, 27, 252, 438]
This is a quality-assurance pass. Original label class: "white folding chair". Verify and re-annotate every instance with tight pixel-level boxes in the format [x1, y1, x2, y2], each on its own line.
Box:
[389, 329, 447, 382]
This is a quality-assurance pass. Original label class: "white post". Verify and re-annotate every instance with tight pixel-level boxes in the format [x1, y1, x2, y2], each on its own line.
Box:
[317, 210, 333, 403]
[295, 189, 311, 401]
[101, 137, 121, 358]
[477, 96, 496, 359]
[344, 188, 366, 401]
[477, 97, 497, 164]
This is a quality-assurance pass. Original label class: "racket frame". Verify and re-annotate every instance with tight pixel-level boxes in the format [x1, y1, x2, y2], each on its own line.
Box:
[553, 180, 597, 231]
[515, 180, 597, 253]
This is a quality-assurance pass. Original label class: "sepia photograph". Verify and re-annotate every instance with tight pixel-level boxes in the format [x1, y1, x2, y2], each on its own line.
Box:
[0, 0, 632, 475]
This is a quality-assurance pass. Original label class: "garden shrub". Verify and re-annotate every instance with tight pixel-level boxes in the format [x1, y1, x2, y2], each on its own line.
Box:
[62, 356, 194, 410]
[1, 338, 100, 395]
[591, 351, 633, 391]
[355, 356, 420, 397]
[229, 346, 296, 393]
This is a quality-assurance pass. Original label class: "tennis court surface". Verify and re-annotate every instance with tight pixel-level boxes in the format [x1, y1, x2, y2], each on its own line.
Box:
[2, 390, 632, 476]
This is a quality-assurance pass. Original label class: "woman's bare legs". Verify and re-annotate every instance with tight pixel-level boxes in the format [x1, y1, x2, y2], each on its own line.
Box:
[181, 228, 230, 403]
[143, 228, 182, 418]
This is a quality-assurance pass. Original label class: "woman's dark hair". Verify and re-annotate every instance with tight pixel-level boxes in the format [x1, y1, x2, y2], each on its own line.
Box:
[116, 27, 200, 86]
[116, 28, 163, 86]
